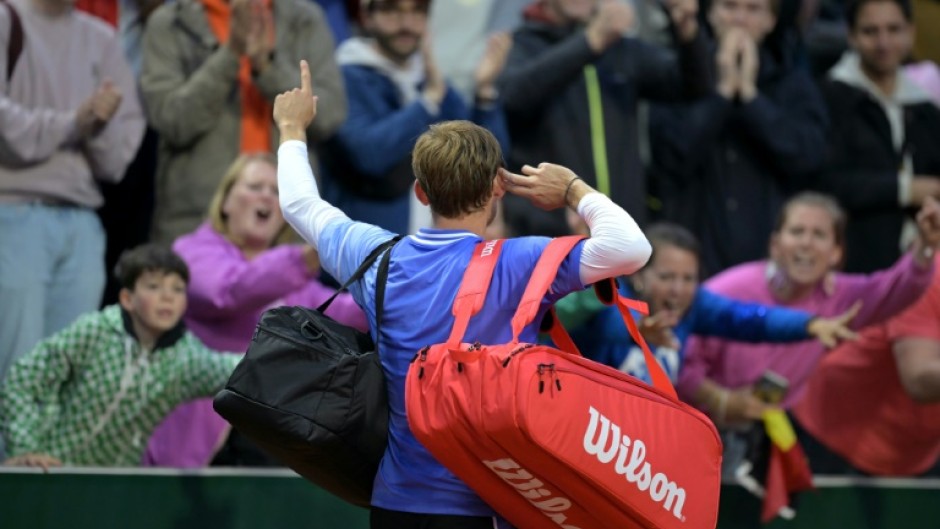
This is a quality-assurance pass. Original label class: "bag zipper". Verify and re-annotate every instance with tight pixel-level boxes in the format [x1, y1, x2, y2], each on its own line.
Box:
[518, 349, 721, 444]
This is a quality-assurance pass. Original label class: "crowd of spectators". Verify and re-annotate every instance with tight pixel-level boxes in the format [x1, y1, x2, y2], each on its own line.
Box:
[1, 0, 939, 521]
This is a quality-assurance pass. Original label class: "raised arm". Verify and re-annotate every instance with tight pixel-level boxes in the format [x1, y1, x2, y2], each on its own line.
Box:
[498, 164, 652, 283]
[835, 198, 940, 328]
[693, 287, 858, 348]
[175, 336, 242, 402]
[274, 60, 349, 247]
[176, 236, 317, 318]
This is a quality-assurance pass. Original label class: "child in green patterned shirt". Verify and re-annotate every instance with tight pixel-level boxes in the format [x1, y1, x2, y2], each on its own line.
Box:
[0, 244, 241, 468]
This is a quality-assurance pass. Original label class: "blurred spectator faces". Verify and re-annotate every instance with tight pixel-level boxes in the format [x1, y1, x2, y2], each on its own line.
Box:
[769, 195, 846, 289]
[848, 0, 914, 79]
[209, 154, 287, 256]
[631, 225, 702, 318]
[362, 0, 429, 62]
[709, 0, 778, 42]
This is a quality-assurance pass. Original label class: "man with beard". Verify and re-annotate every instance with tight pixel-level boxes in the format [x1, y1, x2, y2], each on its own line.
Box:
[815, 0, 940, 273]
[319, 0, 510, 235]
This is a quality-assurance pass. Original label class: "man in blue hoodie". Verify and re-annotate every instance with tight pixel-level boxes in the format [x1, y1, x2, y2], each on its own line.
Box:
[320, 0, 511, 235]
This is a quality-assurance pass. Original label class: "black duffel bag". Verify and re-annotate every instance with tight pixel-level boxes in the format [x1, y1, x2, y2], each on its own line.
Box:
[213, 237, 400, 507]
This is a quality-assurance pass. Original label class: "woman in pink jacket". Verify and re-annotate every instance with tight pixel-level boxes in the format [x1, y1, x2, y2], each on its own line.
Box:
[143, 154, 366, 467]
[681, 192, 940, 416]
[678, 192, 940, 478]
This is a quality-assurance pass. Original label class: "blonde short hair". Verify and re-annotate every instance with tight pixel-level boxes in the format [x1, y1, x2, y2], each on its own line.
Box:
[412, 121, 503, 219]
[206, 153, 296, 246]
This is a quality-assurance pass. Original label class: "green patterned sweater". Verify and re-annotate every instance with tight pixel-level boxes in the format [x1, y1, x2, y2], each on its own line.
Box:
[0, 305, 241, 466]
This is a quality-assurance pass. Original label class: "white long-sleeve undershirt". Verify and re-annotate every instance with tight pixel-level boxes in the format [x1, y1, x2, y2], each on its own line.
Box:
[277, 140, 651, 284]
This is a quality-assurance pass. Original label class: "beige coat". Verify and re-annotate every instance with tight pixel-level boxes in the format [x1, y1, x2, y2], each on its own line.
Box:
[141, 0, 346, 243]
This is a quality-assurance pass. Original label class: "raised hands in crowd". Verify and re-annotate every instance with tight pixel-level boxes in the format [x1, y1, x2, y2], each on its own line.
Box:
[912, 196, 940, 265]
[474, 32, 513, 103]
[75, 79, 124, 139]
[716, 28, 760, 102]
[585, 0, 699, 53]
[421, 38, 448, 107]
[585, 0, 636, 53]
[228, 0, 276, 73]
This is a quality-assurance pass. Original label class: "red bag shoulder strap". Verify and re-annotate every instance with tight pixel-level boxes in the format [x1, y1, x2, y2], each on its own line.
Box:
[516, 239, 679, 400]
[445, 239, 505, 349]
[509, 236, 585, 341]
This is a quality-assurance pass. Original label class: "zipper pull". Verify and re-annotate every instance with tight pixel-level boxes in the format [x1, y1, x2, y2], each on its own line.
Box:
[538, 364, 546, 394]
[552, 364, 561, 392]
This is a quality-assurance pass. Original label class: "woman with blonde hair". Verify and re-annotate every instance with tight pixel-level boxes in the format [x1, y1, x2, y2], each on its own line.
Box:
[143, 153, 366, 467]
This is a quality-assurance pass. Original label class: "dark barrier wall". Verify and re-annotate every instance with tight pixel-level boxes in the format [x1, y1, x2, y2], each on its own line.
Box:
[1, 470, 938, 529]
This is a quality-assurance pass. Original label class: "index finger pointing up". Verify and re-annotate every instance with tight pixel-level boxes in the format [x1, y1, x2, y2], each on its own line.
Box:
[300, 60, 312, 94]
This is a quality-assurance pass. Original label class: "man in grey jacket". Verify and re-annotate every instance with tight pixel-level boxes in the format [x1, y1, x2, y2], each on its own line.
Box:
[141, 0, 347, 243]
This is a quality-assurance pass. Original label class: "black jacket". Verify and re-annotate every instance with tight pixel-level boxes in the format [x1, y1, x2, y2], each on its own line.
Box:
[497, 15, 712, 236]
[815, 79, 940, 273]
[650, 47, 828, 276]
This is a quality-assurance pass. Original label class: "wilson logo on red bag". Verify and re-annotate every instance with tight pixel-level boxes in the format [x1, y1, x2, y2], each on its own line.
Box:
[583, 406, 687, 520]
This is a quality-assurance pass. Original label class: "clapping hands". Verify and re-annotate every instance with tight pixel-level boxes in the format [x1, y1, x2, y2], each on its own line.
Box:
[716, 28, 759, 102]
[75, 79, 123, 139]
[229, 0, 275, 72]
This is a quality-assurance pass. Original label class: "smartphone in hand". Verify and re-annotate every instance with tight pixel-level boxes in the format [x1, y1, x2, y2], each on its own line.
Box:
[753, 370, 789, 405]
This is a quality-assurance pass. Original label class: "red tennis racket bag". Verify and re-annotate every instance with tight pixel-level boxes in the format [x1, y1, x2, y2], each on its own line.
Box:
[406, 236, 722, 529]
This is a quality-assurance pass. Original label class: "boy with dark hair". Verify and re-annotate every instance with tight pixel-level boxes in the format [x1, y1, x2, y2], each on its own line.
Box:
[0, 244, 240, 469]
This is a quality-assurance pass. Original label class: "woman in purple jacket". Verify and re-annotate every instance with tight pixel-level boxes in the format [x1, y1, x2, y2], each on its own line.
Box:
[143, 154, 366, 467]
[681, 192, 940, 424]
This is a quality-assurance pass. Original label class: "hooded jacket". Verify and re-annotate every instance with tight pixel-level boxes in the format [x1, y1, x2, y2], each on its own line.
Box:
[816, 51, 940, 273]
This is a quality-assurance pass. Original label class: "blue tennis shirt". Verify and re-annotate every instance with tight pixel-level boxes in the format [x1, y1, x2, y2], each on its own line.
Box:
[318, 219, 586, 516]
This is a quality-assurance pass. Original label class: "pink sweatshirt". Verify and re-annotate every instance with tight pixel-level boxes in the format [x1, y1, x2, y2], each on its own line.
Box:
[142, 223, 367, 467]
[678, 253, 933, 409]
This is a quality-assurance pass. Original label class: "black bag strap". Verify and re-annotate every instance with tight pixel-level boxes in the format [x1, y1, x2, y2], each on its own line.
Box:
[1, 0, 24, 83]
[316, 235, 403, 313]
[373, 242, 394, 343]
